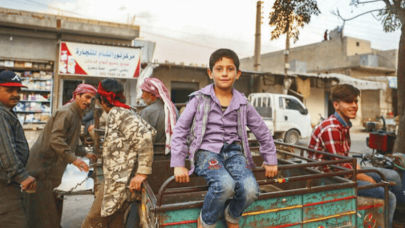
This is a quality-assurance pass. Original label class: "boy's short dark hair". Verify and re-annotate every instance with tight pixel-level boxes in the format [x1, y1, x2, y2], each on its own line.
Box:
[209, 48, 240, 72]
[96, 78, 126, 107]
[330, 84, 360, 103]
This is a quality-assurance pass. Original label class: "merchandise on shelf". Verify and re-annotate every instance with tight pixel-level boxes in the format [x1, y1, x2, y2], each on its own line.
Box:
[2, 59, 54, 126]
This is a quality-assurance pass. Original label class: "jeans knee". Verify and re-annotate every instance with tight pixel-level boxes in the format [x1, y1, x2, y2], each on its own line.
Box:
[212, 177, 235, 197]
[241, 177, 259, 202]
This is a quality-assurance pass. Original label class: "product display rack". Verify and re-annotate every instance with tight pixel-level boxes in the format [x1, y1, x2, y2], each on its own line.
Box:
[0, 59, 54, 127]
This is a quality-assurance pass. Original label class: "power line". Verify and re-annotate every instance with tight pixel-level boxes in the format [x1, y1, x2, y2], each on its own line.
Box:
[4, 0, 88, 18]
[2, 0, 398, 50]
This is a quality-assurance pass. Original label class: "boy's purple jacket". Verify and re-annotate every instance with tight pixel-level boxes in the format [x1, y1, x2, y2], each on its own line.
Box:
[170, 84, 278, 174]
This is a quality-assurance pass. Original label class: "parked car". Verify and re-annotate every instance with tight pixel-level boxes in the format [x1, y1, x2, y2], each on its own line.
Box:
[247, 93, 312, 144]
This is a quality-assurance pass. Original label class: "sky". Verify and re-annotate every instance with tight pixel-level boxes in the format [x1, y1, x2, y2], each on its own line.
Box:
[2, 0, 401, 66]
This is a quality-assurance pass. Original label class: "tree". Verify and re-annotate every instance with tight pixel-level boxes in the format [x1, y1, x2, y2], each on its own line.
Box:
[269, 0, 320, 76]
[270, 0, 405, 152]
[345, 0, 405, 153]
[269, 0, 320, 42]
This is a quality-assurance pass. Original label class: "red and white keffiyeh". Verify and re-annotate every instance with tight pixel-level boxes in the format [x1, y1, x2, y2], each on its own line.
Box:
[65, 83, 97, 105]
[141, 78, 177, 154]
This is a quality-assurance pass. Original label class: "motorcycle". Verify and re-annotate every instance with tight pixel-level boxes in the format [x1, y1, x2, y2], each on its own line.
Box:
[353, 116, 405, 226]
[354, 115, 405, 172]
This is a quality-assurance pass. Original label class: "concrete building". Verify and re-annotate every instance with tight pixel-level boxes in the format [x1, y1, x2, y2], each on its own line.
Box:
[240, 32, 397, 78]
[240, 32, 393, 127]
[0, 7, 140, 108]
[0, 7, 140, 145]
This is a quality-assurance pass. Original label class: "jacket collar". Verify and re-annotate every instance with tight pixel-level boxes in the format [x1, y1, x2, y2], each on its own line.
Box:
[200, 83, 247, 108]
[0, 101, 16, 117]
[334, 111, 352, 128]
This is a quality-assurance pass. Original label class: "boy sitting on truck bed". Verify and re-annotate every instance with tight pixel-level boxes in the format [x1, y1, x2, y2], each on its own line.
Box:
[308, 84, 404, 228]
[170, 48, 278, 228]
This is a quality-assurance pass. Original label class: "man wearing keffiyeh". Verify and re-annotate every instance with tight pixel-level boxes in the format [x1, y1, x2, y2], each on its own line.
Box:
[24, 83, 97, 228]
[140, 77, 178, 154]
[82, 79, 156, 228]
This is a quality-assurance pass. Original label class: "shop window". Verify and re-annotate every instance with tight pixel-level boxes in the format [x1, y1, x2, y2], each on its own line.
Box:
[63, 80, 83, 105]
[171, 81, 199, 104]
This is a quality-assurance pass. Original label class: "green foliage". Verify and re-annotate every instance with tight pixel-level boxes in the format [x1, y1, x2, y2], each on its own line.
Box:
[378, 7, 402, 33]
[269, 0, 320, 42]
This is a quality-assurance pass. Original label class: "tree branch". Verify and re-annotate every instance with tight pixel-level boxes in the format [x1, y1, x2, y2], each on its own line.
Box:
[370, 12, 381, 21]
[332, 8, 383, 21]
[353, 0, 383, 4]
[381, 0, 397, 14]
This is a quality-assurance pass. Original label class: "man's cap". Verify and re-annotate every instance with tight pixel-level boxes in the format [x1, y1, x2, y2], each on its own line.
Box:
[0, 70, 27, 88]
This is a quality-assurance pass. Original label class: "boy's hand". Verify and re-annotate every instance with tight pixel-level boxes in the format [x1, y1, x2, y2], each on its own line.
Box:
[130, 174, 148, 192]
[174, 167, 190, 183]
[263, 164, 278, 178]
[357, 173, 376, 184]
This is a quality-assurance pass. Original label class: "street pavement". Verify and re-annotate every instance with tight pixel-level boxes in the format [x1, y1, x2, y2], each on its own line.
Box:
[61, 126, 373, 228]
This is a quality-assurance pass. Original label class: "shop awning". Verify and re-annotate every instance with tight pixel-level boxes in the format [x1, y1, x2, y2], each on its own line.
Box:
[295, 73, 386, 90]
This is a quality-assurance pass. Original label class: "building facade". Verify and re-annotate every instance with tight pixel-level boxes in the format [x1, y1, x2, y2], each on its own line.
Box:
[240, 34, 394, 127]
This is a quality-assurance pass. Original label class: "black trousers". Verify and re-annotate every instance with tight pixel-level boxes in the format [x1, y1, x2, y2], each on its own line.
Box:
[0, 180, 27, 228]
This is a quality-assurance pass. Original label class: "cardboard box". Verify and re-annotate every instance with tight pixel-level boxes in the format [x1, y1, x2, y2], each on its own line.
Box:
[40, 113, 50, 122]
[15, 61, 24, 68]
[24, 62, 33, 68]
[4, 61, 14, 67]
[32, 72, 40, 78]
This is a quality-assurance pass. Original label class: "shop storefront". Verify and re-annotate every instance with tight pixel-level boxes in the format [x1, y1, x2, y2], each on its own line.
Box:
[56, 41, 141, 107]
[0, 7, 140, 145]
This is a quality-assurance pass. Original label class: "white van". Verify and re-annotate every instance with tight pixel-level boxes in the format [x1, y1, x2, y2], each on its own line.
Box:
[248, 93, 312, 144]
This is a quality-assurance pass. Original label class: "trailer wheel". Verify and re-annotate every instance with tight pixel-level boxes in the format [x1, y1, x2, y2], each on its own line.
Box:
[284, 130, 299, 145]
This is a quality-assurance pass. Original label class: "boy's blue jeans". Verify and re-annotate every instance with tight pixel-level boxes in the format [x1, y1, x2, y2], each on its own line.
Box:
[357, 167, 404, 228]
[194, 143, 259, 228]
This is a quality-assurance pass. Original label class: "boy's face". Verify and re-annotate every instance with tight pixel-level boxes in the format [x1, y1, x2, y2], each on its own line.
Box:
[333, 98, 358, 122]
[207, 57, 241, 91]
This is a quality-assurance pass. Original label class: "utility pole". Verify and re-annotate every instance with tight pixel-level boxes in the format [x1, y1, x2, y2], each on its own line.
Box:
[284, 22, 290, 75]
[254, 1, 263, 71]
[283, 17, 292, 95]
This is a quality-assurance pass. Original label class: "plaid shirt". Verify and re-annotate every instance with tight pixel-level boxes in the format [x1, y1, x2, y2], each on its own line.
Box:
[0, 102, 29, 183]
[308, 113, 352, 172]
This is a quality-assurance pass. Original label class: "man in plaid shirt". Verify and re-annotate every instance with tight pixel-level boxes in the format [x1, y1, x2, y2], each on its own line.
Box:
[308, 84, 403, 228]
[308, 114, 353, 172]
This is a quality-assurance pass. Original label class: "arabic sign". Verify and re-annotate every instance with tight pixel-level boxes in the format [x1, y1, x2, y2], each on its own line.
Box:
[59, 42, 141, 78]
